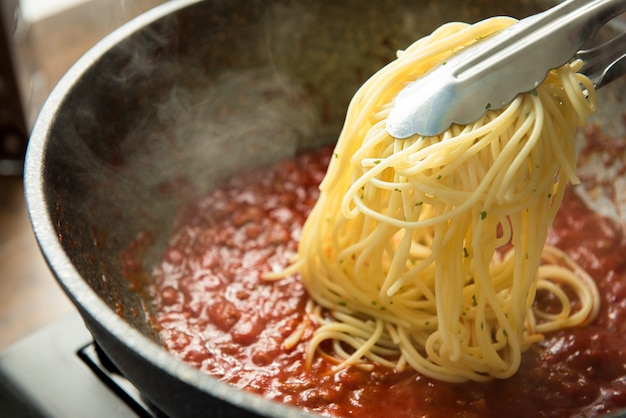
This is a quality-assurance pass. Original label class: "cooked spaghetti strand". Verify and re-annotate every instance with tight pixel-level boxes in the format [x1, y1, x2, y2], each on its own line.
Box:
[291, 17, 599, 382]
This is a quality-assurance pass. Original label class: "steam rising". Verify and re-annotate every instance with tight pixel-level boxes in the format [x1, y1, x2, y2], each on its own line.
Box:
[121, 67, 319, 194]
[40, 1, 321, 328]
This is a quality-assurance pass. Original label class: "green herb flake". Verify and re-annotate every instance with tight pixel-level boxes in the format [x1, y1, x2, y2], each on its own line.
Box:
[485, 103, 492, 110]
[373, 159, 382, 165]
[334, 152, 339, 159]
[503, 329, 509, 337]
[463, 247, 469, 258]
[480, 211, 487, 220]
[415, 201, 423, 206]
[472, 294, 477, 306]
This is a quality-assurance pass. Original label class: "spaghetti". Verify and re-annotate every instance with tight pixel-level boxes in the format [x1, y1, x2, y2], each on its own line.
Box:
[274, 16, 600, 382]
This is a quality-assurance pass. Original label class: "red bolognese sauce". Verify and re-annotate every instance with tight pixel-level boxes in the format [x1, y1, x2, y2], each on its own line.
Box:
[148, 144, 626, 418]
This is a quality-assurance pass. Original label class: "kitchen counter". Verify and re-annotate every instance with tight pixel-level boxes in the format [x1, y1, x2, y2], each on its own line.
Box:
[0, 176, 71, 350]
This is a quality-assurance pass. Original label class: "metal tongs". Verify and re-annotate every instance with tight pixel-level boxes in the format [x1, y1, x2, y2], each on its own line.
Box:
[386, 0, 626, 138]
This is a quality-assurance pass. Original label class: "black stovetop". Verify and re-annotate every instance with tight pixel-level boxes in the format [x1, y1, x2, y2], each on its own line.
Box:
[0, 311, 163, 417]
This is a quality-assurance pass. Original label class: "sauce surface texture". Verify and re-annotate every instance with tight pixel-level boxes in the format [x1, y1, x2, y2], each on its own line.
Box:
[150, 146, 626, 418]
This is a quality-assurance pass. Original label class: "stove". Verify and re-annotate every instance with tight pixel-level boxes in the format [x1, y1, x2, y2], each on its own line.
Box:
[0, 311, 166, 417]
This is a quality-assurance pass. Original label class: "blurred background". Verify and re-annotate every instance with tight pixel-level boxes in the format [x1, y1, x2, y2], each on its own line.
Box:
[0, 0, 167, 352]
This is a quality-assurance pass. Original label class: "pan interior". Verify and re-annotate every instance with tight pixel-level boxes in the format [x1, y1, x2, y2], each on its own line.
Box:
[34, 0, 626, 366]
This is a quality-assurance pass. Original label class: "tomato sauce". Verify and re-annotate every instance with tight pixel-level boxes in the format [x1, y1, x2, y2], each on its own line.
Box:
[149, 145, 626, 418]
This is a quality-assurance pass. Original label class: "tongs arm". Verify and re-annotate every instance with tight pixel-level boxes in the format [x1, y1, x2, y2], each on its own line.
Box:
[386, 0, 626, 138]
[578, 31, 626, 89]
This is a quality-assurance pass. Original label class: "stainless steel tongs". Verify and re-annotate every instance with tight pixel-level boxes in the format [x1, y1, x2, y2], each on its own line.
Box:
[386, 0, 626, 138]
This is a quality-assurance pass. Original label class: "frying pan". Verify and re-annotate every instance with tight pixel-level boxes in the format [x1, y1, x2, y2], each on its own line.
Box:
[23, 0, 626, 416]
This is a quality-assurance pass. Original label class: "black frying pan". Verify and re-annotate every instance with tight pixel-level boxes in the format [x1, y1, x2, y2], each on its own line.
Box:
[24, 0, 626, 416]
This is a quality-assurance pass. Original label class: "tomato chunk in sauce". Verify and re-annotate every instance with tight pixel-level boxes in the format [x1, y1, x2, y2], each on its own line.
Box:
[150, 146, 626, 418]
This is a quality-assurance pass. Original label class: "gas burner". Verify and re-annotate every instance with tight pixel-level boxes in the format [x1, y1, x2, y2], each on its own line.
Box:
[0, 312, 165, 417]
